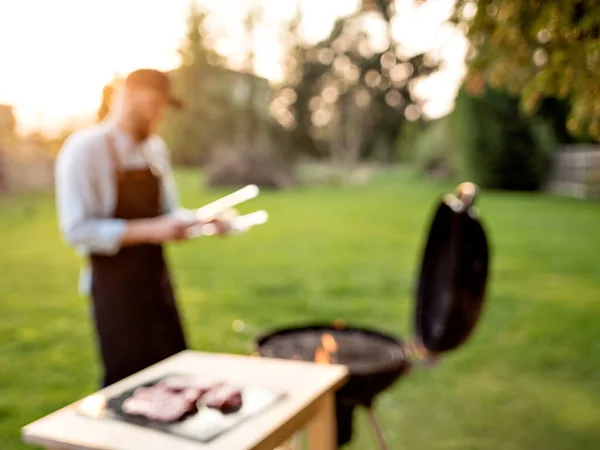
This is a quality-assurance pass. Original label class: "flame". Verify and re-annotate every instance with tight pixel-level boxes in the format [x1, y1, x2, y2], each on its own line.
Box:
[315, 333, 338, 364]
[321, 333, 338, 353]
[314, 346, 330, 364]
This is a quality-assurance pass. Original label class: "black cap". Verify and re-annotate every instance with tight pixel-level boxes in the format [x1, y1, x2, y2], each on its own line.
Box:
[124, 69, 183, 108]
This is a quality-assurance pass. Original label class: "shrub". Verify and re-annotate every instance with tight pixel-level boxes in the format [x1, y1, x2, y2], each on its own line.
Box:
[454, 83, 557, 191]
[204, 146, 298, 189]
[408, 115, 460, 179]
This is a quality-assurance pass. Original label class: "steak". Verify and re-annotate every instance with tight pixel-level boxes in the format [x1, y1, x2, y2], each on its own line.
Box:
[158, 376, 214, 401]
[120, 377, 244, 422]
[144, 391, 196, 422]
[122, 383, 197, 422]
[203, 385, 243, 414]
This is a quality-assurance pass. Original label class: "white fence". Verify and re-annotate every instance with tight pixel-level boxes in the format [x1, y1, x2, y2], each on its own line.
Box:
[548, 144, 600, 200]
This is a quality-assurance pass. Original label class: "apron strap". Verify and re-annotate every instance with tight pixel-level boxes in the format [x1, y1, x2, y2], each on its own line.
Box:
[105, 131, 123, 177]
[104, 128, 162, 177]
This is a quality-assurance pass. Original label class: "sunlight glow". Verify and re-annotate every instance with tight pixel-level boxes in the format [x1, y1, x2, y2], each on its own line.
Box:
[0, 0, 465, 136]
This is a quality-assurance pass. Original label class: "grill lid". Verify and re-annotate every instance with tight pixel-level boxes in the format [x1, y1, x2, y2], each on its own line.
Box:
[413, 182, 490, 356]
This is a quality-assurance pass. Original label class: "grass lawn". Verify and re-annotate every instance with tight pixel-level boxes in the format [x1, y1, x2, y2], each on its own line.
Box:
[1, 168, 599, 449]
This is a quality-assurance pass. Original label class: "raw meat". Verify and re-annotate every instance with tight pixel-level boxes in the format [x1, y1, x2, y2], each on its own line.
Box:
[203, 385, 243, 414]
[158, 376, 215, 401]
[144, 392, 196, 422]
[122, 383, 197, 422]
[122, 386, 162, 416]
[120, 377, 244, 422]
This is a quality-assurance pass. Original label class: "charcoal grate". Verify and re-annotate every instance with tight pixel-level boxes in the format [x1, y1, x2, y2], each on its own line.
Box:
[258, 326, 407, 376]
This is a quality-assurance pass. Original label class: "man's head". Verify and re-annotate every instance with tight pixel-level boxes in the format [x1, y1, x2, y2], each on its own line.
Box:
[116, 69, 183, 141]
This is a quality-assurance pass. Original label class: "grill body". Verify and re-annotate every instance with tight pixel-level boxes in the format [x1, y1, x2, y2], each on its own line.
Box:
[255, 324, 410, 446]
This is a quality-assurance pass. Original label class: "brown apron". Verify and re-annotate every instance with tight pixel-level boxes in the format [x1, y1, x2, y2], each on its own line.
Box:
[89, 132, 187, 388]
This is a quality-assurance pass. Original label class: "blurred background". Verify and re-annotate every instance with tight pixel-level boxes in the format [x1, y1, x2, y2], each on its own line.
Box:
[1, 0, 599, 449]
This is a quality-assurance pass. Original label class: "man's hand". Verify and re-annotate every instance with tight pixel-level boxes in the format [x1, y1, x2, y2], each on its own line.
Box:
[148, 215, 191, 243]
[184, 216, 232, 238]
[122, 215, 192, 246]
[205, 217, 232, 236]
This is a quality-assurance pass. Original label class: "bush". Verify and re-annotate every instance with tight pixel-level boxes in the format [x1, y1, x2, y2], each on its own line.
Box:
[454, 83, 557, 191]
[405, 115, 460, 179]
[205, 146, 298, 189]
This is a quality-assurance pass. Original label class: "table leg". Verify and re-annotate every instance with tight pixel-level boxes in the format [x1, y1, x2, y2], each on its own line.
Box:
[307, 392, 336, 450]
[275, 433, 302, 450]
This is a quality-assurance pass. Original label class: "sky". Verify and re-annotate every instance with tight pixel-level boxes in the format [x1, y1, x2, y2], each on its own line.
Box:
[0, 0, 466, 137]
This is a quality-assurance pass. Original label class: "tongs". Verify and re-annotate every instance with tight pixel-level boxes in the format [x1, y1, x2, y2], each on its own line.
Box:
[183, 185, 268, 238]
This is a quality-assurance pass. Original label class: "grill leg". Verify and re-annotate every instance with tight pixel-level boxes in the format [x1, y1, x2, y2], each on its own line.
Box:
[366, 407, 389, 450]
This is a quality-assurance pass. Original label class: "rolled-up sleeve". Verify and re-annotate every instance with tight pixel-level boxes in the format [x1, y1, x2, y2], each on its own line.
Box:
[162, 166, 181, 215]
[55, 133, 126, 255]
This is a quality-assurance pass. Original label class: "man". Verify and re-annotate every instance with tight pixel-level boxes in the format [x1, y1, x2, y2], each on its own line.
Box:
[55, 69, 208, 388]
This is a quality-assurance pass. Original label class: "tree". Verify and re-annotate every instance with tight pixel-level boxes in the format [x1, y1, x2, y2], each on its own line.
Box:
[159, 4, 230, 166]
[272, 5, 439, 180]
[269, 4, 318, 158]
[449, 0, 600, 142]
[241, 5, 263, 146]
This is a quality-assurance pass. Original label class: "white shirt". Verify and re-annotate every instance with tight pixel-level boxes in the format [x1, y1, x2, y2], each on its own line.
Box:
[54, 118, 185, 294]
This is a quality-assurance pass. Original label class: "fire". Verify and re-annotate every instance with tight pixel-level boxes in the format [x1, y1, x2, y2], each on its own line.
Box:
[314, 333, 338, 364]
[314, 346, 330, 364]
[322, 333, 338, 353]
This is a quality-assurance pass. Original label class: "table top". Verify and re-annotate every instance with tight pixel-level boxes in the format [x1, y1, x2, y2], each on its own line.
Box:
[21, 350, 349, 450]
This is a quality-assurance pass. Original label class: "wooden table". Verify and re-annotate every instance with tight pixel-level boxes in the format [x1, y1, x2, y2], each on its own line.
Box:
[21, 350, 349, 450]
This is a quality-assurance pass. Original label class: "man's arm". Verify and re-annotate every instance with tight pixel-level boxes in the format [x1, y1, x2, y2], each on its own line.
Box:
[55, 133, 189, 254]
[55, 132, 128, 254]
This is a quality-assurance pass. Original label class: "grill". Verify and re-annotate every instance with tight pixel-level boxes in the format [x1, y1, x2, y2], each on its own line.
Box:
[256, 324, 410, 447]
[255, 182, 491, 449]
[258, 325, 407, 376]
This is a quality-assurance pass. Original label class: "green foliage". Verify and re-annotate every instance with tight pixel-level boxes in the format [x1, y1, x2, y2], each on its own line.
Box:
[450, 0, 600, 142]
[408, 116, 462, 179]
[454, 83, 557, 191]
[395, 119, 425, 162]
